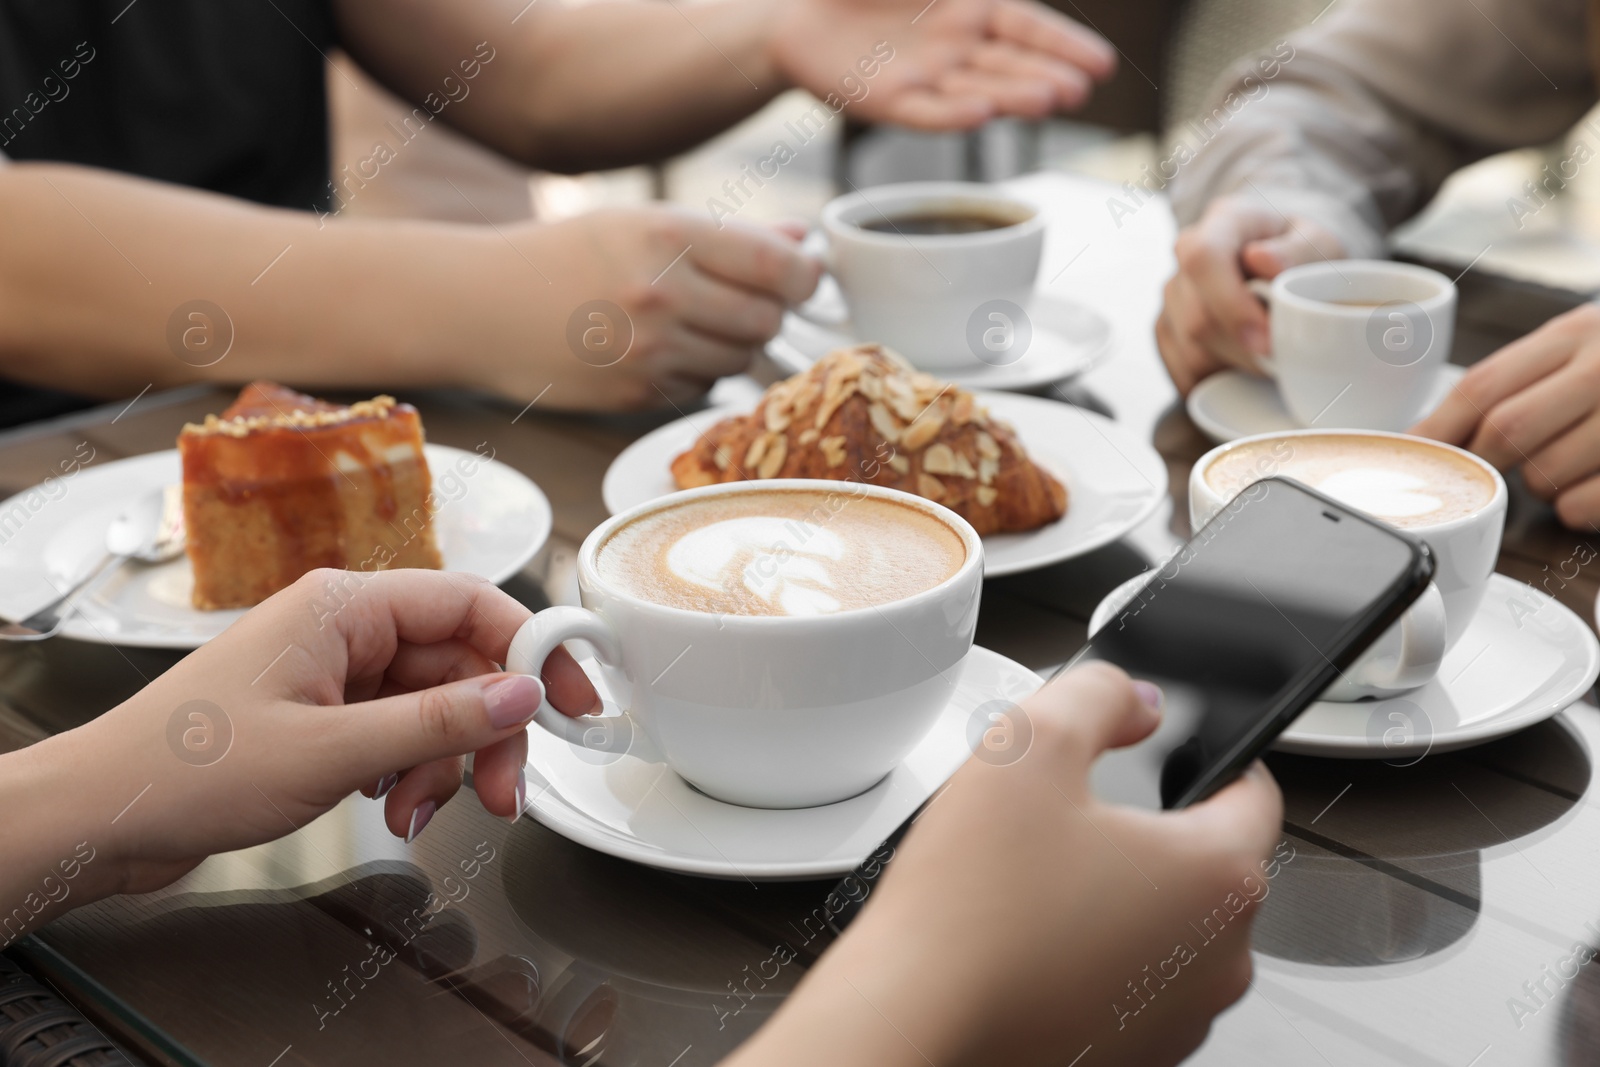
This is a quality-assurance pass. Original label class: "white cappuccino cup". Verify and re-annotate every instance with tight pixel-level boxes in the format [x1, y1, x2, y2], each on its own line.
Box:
[1189, 429, 1506, 701]
[507, 480, 984, 808]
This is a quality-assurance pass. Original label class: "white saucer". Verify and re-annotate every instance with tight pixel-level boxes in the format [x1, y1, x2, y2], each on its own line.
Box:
[521, 645, 1042, 880]
[769, 285, 1113, 392]
[601, 392, 1167, 578]
[1088, 572, 1599, 757]
[0, 444, 552, 649]
[1185, 365, 1467, 444]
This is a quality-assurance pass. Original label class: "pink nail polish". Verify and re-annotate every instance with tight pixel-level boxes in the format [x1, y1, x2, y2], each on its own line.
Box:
[374, 772, 399, 800]
[485, 674, 544, 729]
[406, 800, 437, 843]
[1134, 680, 1164, 711]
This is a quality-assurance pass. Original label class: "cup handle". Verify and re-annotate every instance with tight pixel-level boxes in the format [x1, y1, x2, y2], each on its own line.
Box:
[790, 229, 848, 329]
[506, 606, 625, 747]
[1245, 278, 1278, 379]
[1328, 583, 1449, 699]
[800, 226, 829, 264]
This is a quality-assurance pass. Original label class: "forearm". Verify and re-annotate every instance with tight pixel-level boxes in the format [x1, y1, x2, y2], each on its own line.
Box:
[1168, 0, 1594, 253]
[0, 733, 115, 947]
[0, 163, 512, 398]
[723, 912, 976, 1067]
[339, 0, 789, 174]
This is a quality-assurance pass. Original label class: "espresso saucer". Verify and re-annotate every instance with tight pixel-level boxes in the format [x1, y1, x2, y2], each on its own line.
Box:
[1088, 572, 1599, 757]
[601, 392, 1167, 578]
[1185, 365, 1466, 444]
[769, 282, 1112, 392]
[520, 645, 1042, 880]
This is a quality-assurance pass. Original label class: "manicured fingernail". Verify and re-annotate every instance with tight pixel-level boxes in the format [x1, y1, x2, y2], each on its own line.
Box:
[373, 772, 399, 800]
[506, 770, 526, 825]
[406, 800, 436, 844]
[485, 674, 544, 729]
[1134, 680, 1164, 712]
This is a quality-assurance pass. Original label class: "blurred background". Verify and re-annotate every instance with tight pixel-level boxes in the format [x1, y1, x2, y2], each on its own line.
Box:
[328, 0, 1600, 306]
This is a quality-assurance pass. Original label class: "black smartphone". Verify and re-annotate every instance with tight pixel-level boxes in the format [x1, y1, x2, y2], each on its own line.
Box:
[822, 476, 1435, 934]
[1069, 476, 1435, 810]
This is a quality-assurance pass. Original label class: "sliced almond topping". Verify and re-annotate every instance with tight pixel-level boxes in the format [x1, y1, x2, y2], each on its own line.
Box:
[795, 378, 822, 414]
[868, 402, 901, 443]
[917, 471, 946, 501]
[815, 380, 856, 431]
[951, 393, 975, 425]
[978, 456, 999, 485]
[764, 400, 791, 433]
[745, 433, 772, 470]
[899, 413, 943, 452]
[975, 431, 1000, 460]
[857, 373, 884, 402]
[713, 447, 731, 471]
[875, 344, 914, 372]
[821, 435, 848, 468]
[889, 392, 923, 423]
[976, 485, 998, 507]
[923, 442, 958, 476]
[833, 351, 864, 381]
[758, 433, 787, 478]
[797, 428, 820, 446]
[887, 453, 910, 475]
[951, 451, 977, 479]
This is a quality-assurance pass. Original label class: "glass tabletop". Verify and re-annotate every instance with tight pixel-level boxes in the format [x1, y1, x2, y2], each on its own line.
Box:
[5, 174, 1600, 1066]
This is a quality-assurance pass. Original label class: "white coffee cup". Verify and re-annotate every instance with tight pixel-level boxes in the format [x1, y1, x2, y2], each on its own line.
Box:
[1251, 260, 1457, 431]
[815, 181, 1043, 370]
[506, 479, 984, 808]
[1189, 429, 1506, 701]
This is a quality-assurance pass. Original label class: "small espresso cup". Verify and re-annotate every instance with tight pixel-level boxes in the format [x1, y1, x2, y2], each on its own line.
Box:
[1190, 430, 1506, 701]
[1251, 260, 1457, 431]
[815, 181, 1043, 371]
[506, 480, 984, 808]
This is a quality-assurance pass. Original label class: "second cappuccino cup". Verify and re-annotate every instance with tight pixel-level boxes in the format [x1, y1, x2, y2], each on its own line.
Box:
[507, 480, 984, 809]
[1191, 429, 1506, 700]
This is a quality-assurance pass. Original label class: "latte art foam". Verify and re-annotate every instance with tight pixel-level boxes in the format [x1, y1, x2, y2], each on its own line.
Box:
[1204, 434, 1496, 529]
[598, 490, 966, 616]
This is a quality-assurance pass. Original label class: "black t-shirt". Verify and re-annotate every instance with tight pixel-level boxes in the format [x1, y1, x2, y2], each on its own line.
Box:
[1, 0, 337, 209]
[0, 0, 338, 428]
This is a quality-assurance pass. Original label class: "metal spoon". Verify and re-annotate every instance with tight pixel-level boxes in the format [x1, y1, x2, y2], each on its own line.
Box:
[0, 486, 186, 641]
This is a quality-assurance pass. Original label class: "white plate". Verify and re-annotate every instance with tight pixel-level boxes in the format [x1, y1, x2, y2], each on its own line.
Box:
[0, 444, 552, 649]
[1185, 365, 1466, 444]
[521, 645, 1041, 880]
[769, 287, 1113, 392]
[1089, 572, 1599, 757]
[601, 392, 1168, 578]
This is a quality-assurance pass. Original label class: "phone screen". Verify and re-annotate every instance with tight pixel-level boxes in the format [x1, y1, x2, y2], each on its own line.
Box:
[1074, 477, 1431, 810]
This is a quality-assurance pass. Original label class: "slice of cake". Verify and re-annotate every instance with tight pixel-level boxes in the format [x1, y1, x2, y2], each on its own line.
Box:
[178, 382, 444, 610]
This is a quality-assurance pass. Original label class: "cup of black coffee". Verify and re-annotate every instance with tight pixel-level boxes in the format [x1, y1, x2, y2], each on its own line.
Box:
[817, 182, 1043, 370]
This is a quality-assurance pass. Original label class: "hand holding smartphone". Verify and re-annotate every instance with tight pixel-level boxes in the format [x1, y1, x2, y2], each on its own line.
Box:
[826, 476, 1432, 929]
[1072, 476, 1433, 809]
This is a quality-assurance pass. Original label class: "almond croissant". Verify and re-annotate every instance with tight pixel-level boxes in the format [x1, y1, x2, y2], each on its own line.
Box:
[670, 344, 1066, 535]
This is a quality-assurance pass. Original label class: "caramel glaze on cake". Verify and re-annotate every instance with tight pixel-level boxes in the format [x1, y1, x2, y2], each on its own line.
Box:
[179, 382, 443, 610]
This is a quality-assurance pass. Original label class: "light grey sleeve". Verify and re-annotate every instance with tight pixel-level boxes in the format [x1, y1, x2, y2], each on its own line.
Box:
[1167, 0, 1597, 257]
